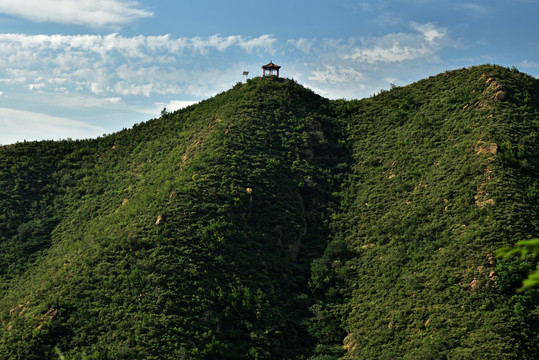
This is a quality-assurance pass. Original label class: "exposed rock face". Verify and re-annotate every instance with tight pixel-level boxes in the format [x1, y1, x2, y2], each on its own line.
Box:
[476, 76, 507, 108]
[487, 80, 506, 101]
[475, 191, 495, 207]
[493, 90, 506, 101]
[474, 139, 498, 155]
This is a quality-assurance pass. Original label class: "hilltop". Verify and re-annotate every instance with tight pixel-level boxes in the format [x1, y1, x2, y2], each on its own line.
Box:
[0, 65, 538, 359]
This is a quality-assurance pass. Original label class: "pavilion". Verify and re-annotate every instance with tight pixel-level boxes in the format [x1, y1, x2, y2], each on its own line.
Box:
[262, 61, 281, 77]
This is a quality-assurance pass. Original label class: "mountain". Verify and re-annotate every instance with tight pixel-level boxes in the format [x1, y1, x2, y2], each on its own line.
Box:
[0, 65, 538, 359]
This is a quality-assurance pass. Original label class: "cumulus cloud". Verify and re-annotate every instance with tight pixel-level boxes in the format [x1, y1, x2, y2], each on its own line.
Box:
[342, 23, 446, 64]
[0, 0, 152, 28]
[190, 34, 277, 55]
[0, 33, 277, 97]
[286, 22, 451, 100]
[410, 22, 447, 43]
[0, 25, 455, 143]
[0, 27, 445, 105]
[165, 100, 199, 112]
[0, 107, 105, 144]
[344, 40, 430, 64]
[519, 60, 539, 69]
[308, 65, 363, 83]
[140, 100, 199, 117]
[238, 34, 278, 55]
[43, 94, 123, 109]
[288, 38, 315, 54]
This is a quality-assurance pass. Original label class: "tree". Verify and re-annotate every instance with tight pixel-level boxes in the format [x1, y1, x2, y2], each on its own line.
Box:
[497, 239, 539, 292]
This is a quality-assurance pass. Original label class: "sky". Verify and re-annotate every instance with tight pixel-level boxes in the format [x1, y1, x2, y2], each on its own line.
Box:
[0, 0, 537, 145]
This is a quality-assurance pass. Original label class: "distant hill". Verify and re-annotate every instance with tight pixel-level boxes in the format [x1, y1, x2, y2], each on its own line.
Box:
[0, 65, 538, 359]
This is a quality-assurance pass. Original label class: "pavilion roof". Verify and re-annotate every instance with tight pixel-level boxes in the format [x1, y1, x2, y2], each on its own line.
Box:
[262, 61, 281, 69]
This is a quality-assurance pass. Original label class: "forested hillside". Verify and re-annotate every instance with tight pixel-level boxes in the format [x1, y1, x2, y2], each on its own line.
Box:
[0, 65, 538, 359]
[310, 65, 539, 359]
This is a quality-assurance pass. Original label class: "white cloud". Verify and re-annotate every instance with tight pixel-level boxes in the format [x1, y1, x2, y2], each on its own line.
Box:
[0, 107, 105, 144]
[410, 22, 447, 43]
[190, 34, 277, 55]
[357, 0, 389, 13]
[0, 26, 455, 143]
[191, 35, 240, 54]
[0, 33, 277, 98]
[358, 2, 374, 12]
[136, 100, 198, 117]
[165, 100, 199, 112]
[288, 38, 315, 54]
[345, 40, 430, 64]
[27, 83, 45, 91]
[0, 0, 152, 28]
[285, 22, 452, 100]
[338, 23, 446, 64]
[455, 3, 491, 16]
[520, 60, 539, 69]
[308, 65, 363, 84]
[0, 28, 446, 109]
[238, 34, 278, 55]
[44, 94, 123, 109]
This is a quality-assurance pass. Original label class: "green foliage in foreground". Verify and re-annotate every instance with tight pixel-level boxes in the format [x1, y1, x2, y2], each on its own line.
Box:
[498, 239, 539, 292]
[0, 65, 538, 359]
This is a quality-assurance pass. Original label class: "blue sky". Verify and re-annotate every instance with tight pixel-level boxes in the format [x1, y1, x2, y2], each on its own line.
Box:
[0, 0, 537, 145]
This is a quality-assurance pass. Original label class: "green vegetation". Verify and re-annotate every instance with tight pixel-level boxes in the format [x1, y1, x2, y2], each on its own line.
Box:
[310, 65, 539, 359]
[0, 65, 538, 359]
[498, 239, 539, 292]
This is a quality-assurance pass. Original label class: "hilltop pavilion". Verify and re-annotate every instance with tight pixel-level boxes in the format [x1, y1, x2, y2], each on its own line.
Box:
[262, 61, 281, 77]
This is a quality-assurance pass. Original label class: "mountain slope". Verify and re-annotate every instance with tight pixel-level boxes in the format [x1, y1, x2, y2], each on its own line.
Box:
[0, 77, 344, 359]
[311, 65, 539, 359]
[0, 65, 538, 359]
